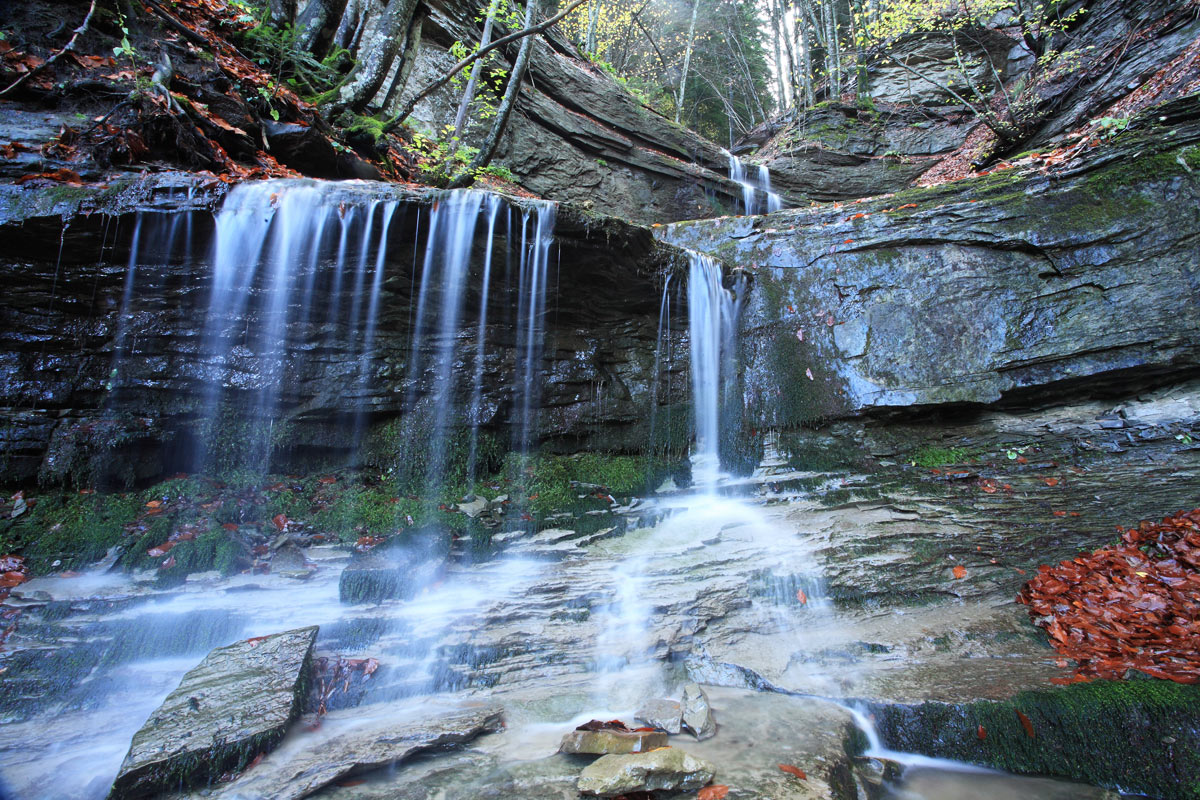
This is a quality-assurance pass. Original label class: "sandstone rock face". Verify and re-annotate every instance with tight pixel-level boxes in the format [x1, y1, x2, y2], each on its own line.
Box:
[389, 0, 745, 222]
[747, 102, 977, 203]
[866, 30, 1014, 107]
[0, 177, 691, 484]
[664, 115, 1200, 426]
[576, 747, 716, 796]
[108, 626, 317, 799]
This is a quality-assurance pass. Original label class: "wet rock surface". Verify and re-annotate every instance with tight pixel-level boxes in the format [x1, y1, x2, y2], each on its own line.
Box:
[665, 110, 1200, 424]
[201, 701, 504, 800]
[634, 698, 682, 734]
[558, 728, 668, 755]
[0, 178, 689, 483]
[681, 682, 717, 740]
[108, 625, 317, 799]
[576, 747, 716, 796]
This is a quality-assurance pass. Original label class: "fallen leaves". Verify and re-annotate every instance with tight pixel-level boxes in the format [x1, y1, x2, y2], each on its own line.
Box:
[952, 565, 967, 580]
[976, 724, 986, 740]
[698, 786, 729, 800]
[0, 555, 29, 594]
[14, 168, 85, 186]
[1015, 710, 1035, 739]
[1018, 508, 1200, 684]
[777, 764, 806, 780]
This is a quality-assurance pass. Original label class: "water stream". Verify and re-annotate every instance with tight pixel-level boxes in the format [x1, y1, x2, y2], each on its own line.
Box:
[0, 182, 1123, 800]
[727, 152, 783, 215]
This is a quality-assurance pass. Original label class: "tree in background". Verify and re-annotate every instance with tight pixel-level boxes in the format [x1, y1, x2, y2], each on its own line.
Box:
[556, 0, 772, 146]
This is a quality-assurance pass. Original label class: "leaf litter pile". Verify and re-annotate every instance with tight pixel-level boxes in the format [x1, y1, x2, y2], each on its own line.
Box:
[1018, 508, 1200, 684]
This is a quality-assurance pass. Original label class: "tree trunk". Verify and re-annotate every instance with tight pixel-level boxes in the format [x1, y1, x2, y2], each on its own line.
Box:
[268, 0, 296, 28]
[674, 0, 700, 125]
[449, 0, 499, 153]
[325, 0, 419, 115]
[295, 0, 344, 52]
[585, 0, 600, 54]
[770, 0, 788, 109]
[380, 6, 426, 109]
[798, 3, 814, 106]
[451, 0, 541, 185]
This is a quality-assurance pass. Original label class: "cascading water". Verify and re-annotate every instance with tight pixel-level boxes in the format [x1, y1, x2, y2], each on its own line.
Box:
[195, 182, 399, 473]
[727, 151, 783, 215]
[513, 202, 557, 456]
[686, 250, 742, 486]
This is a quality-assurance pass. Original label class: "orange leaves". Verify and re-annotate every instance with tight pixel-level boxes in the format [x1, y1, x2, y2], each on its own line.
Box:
[0, 555, 28, 594]
[272, 513, 289, 532]
[698, 786, 729, 800]
[795, 589, 808, 605]
[1019, 508, 1200, 684]
[1042, 477, 1061, 487]
[778, 764, 806, 780]
[976, 724, 986, 740]
[15, 169, 85, 186]
[1016, 710, 1035, 739]
[952, 565, 967, 580]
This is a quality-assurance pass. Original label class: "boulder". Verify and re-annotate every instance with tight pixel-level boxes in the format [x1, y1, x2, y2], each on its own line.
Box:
[576, 747, 716, 796]
[681, 683, 717, 740]
[107, 626, 318, 799]
[635, 698, 683, 734]
[558, 728, 668, 755]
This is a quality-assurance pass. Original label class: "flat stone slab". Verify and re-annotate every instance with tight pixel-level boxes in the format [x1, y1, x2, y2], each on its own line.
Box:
[108, 626, 318, 799]
[577, 747, 715, 796]
[206, 701, 504, 800]
[559, 728, 669, 755]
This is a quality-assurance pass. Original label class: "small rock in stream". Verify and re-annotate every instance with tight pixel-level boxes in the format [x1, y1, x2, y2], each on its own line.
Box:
[681, 682, 717, 740]
[107, 625, 318, 799]
[559, 728, 668, 755]
[635, 698, 683, 734]
[577, 747, 716, 796]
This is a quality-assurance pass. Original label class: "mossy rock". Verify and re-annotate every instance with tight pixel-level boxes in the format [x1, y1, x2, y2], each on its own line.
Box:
[865, 679, 1200, 799]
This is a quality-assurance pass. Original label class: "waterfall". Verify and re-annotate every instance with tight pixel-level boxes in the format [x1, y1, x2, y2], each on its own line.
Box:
[726, 152, 783, 215]
[513, 201, 557, 456]
[686, 250, 742, 485]
[195, 182, 398, 473]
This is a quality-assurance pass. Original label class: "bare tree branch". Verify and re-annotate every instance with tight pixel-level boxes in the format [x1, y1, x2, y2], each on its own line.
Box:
[0, 0, 97, 99]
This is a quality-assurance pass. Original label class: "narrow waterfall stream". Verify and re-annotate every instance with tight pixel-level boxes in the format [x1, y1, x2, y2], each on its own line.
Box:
[0, 183, 1134, 800]
[726, 152, 783, 216]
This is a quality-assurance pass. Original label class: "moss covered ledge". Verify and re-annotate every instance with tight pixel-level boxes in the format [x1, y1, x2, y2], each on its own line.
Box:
[861, 679, 1200, 799]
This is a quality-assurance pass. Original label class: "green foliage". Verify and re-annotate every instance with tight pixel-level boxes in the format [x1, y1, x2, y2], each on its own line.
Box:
[227, 2, 351, 98]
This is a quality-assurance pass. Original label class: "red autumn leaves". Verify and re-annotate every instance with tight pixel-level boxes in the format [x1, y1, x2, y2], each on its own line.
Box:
[1019, 508, 1200, 684]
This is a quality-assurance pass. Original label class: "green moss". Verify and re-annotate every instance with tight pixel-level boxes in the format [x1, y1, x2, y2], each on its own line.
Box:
[910, 445, 972, 468]
[4, 492, 142, 572]
[868, 679, 1200, 798]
